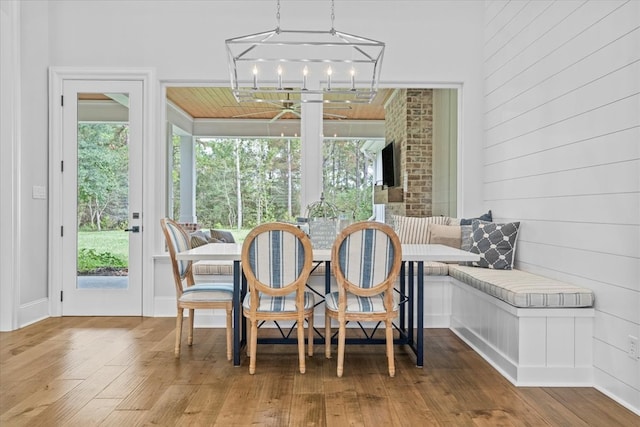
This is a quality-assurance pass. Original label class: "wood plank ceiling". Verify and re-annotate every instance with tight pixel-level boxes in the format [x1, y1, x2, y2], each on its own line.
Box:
[166, 87, 390, 121]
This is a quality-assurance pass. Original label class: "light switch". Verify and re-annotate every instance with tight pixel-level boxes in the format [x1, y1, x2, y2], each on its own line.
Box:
[32, 185, 47, 199]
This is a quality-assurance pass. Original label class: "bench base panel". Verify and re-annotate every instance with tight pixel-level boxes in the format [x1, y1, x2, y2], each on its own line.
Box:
[450, 278, 594, 386]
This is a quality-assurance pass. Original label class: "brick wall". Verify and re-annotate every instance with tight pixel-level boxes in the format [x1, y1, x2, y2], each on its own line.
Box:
[385, 89, 433, 217]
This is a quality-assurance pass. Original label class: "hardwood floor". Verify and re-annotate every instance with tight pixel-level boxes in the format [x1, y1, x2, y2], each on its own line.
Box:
[1, 317, 637, 426]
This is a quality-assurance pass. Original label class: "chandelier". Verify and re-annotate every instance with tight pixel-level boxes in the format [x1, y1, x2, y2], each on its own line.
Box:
[225, 0, 385, 104]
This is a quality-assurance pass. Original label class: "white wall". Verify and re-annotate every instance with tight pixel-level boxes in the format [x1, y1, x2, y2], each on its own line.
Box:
[483, 0, 639, 412]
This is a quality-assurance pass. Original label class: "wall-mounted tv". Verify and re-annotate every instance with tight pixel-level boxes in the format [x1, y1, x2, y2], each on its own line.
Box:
[381, 142, 395, 187]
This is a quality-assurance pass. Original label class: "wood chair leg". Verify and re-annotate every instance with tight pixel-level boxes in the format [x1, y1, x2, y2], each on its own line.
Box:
[187, 308, 195, 346]
[337, 319, 346, 377]
[386, 318, 395, 377]
[175, 307, 184, 358]
[307, 313, 314, 357]
[325, 313, 331, 359]
[249, 320, 258, 374]
[226, 306, 232, 361]
[297, 316, 306, 374]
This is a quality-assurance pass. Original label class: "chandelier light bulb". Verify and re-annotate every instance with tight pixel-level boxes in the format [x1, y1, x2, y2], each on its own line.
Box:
[302, 66, 308, 90]
[252, 66, 258, 89]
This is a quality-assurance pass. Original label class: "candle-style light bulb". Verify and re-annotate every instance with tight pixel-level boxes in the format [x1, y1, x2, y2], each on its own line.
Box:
[302, 66, 308, 90]
[327, 66, 332, 91]
[277, 65, 283, 89]
[252, 65, 258, 89]
[350, 68, 356, 91]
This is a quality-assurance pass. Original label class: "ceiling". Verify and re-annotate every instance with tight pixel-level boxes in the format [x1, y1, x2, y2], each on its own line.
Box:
[166, 86, 391, 122]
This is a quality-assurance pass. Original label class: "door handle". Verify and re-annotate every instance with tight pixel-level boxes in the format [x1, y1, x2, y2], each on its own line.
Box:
[124, 226, 140, 233]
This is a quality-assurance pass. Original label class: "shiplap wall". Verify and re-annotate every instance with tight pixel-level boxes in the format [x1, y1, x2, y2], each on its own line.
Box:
[482, 0, 639, 412]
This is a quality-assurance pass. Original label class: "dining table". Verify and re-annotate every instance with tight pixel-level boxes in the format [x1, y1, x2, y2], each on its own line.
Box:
[176, 241, 479, 367]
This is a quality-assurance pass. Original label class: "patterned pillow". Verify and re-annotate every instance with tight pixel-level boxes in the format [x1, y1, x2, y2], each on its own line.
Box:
[460, 220, 492, 251]
[391, 215, 450, 244]
[468, 220, 520, 270]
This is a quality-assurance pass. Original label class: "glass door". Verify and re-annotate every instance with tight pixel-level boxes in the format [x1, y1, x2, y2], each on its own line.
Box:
[61, 80, 143, 315]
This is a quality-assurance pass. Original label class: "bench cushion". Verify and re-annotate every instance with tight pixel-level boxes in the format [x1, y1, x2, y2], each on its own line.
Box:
[422, 261, 450, 276]
[192, 260, 234, 276]
[449, 265, 594, 308]
[192, 260, 329, 276]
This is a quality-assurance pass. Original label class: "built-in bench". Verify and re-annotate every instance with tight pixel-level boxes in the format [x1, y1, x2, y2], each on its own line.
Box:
[446, 264, 595, 386]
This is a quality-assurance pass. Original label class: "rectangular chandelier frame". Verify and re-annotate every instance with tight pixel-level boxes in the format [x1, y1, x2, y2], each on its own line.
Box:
[226, 28, 385, 104]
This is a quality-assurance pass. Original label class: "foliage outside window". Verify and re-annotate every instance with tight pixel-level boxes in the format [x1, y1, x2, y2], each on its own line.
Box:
[77, 123, 129, 231]
[322, 139, 375, 221]
[172, 137, 302, 230]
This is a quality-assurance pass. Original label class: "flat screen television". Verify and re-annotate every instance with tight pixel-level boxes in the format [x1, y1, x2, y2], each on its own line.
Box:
[381, 142, 395, 187]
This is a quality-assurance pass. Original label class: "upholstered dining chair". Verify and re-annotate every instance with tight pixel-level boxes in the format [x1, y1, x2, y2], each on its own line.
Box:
[325, 221, 402, 377]
[241, 222, 315, 374]
[160, 218, 234, 360]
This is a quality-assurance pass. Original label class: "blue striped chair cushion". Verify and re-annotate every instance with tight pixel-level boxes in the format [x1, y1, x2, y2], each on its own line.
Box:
[248, 230, 306, 288]
[338, 228, 395, 289]
[242, 291, 315, 312]
[165, 221, 191, 277]
[325, 291, 399, 313]
[179, 283, 234, 302]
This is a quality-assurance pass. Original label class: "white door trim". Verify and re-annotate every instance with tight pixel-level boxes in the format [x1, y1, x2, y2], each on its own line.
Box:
[49, 67, 156, 317]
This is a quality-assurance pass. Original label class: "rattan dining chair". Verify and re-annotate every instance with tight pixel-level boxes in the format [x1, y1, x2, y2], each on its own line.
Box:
[325, 221, 402, 377]
[160, 218, 234, 360]
[241, 222, 315, 374]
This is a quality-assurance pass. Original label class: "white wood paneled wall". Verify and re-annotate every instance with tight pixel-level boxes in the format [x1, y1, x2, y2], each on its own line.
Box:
[483, 0, 639, 412]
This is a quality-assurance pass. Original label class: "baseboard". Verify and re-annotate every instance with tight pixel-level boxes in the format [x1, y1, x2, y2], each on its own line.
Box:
[18, 298, 49, 328]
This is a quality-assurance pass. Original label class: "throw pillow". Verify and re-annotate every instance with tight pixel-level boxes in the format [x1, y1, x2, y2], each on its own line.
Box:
[391, 215, 450, 244]
[468, 220, 520, 270]
[460, 220, 492, 251]
[460, 210, 492, 225]
[427, 224, 462, 249]
[190, 230, 210, 248]
[210, 229, 236, 243]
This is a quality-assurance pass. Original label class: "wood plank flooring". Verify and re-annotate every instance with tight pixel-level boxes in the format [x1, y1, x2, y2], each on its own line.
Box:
[1, 317, 637, 426]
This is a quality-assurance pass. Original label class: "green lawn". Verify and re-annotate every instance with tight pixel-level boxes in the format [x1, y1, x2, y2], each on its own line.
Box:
[78, 228, 249, 266]
[79, 230, 129, 259]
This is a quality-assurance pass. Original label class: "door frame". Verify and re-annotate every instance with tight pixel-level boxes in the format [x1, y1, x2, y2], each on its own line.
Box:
[49, 67, 156, 317]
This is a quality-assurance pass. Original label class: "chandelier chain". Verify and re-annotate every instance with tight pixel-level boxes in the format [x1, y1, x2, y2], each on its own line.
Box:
[330, 0, 335, 31]
[276, 0, 281, 31]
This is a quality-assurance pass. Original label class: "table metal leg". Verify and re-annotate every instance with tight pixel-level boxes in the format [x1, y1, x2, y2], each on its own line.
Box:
[233, 260, 241, 366]
[408, 261, 414, 347]
[416, 261, 424, 367]
[399, 262, 406, 331]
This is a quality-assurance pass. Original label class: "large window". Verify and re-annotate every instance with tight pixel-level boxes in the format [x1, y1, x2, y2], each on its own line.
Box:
[170, 136, 380, 229]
